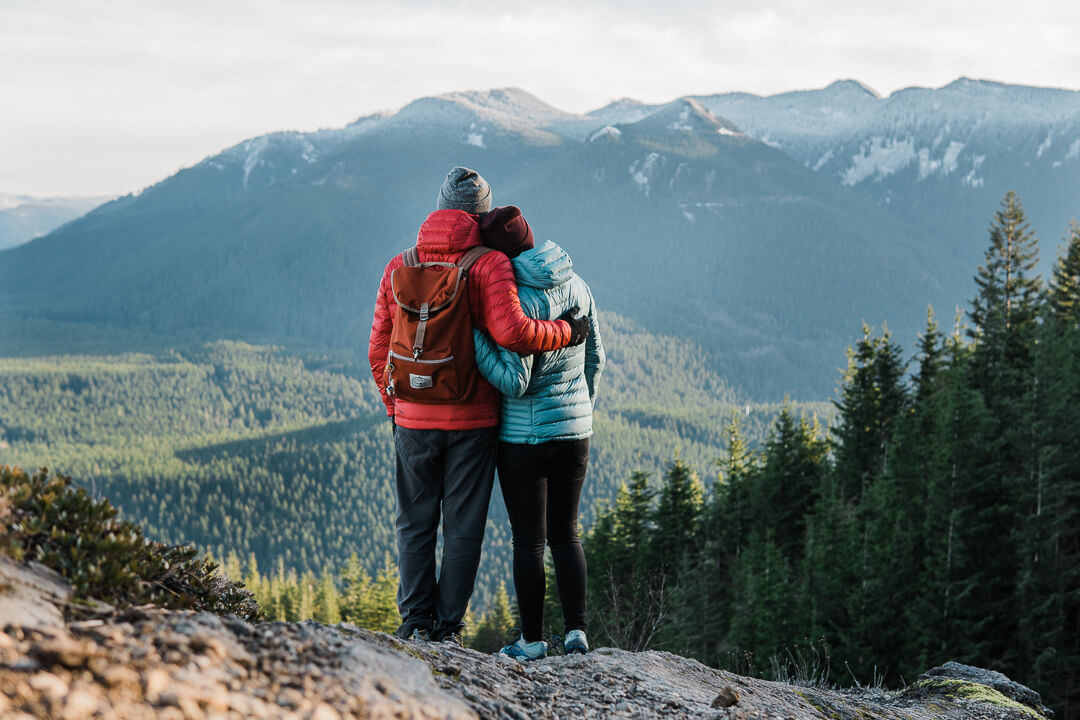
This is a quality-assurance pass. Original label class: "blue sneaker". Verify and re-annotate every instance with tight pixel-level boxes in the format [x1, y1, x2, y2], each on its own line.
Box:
[499, 636, 548, 661]
[564, 629, 589, 655]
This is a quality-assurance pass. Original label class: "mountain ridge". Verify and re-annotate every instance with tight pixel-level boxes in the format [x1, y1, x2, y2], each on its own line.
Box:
[2, 78, 1077, 399]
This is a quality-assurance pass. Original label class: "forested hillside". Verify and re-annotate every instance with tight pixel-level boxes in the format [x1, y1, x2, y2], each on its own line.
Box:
[0, 311, 830, 610]
[583, 195, 1080, 718]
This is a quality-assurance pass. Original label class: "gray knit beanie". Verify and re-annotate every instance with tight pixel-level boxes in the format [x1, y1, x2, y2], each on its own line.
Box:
[437, 166, 492, 214]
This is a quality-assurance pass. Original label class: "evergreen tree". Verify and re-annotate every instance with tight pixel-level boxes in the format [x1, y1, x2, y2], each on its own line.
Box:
[1048, 221, 1080, 320]
[584, 470, 671, 651]
[649, 458, 704, 586]
[913, 307, 944, 408]
[727, 532, 798, 678]
[339, 553, 372, 625]
[1024, 261, 1080, 713]
[911, 327, 995, 669]
[313, 572, 341, 624]
[832, 325, 908, 503]
[963, 191, 1042, 673]
[754, 406, 828, 564]
[468, 582, 516, 652]
[688, 412, 757, 665]
[969, 191, 1042, 355]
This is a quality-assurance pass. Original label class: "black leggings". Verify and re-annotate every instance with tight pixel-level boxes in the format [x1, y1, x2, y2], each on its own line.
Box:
[497, 438, 589, 642]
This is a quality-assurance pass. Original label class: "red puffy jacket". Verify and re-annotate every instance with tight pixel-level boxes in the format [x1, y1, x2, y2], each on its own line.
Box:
[368, 209, 572, 430]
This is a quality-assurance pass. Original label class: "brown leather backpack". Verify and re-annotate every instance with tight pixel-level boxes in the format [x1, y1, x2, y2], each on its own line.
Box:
[385, 245, 492, 404]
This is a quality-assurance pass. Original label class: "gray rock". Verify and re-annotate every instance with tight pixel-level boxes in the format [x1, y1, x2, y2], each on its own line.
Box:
[0, 558, 69, 630]
[920, 661, 1053, 717]
[0, 605, 1055, 720]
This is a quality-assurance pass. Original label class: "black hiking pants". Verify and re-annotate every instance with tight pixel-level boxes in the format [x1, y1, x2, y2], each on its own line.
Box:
[394, 425, 497, 639]
[498, 438, 590, 643]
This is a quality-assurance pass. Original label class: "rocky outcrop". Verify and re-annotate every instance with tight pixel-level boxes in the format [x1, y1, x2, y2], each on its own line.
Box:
[0, 561, 1053, 720]
[0, 605, 1053, 720]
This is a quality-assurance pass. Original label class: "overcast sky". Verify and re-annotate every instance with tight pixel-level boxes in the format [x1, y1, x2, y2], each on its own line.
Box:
[3, 0, 1078, 197]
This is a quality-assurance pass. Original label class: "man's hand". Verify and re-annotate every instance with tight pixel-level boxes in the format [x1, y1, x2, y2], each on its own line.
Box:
[559, 307, 590, 346]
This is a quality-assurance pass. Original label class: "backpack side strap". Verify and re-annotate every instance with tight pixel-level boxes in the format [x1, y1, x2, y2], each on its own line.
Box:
[457, 246, 494, 275]
[402, 246, 421, 267]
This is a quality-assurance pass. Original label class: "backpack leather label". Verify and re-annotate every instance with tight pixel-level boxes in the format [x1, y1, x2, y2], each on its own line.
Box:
[409, 374, 433, 389]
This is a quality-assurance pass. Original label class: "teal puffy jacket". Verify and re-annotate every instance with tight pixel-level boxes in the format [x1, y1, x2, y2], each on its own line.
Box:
[473, 240, 604, 444]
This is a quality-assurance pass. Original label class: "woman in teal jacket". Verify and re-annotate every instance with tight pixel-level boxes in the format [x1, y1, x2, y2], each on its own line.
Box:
[473, 206, 604, 660]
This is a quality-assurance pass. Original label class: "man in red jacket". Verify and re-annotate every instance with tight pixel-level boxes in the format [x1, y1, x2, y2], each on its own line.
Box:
[369, 167, 590, 644]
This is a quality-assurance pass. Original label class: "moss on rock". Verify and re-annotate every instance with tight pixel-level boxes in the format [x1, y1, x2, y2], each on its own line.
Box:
[906, 678, 1045, 719]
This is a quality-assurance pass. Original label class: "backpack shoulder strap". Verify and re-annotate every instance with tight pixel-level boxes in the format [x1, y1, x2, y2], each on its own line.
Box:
[456, 246, 494, 275]
[402, 246, 421, 267]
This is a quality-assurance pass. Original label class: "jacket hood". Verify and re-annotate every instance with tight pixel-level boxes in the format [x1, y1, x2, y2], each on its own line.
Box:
[512, 240, 573, 289]
[416, 209, 483, 257]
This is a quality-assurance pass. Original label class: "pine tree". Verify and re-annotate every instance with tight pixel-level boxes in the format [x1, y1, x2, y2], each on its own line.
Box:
[914, 306, 944, 408]
[339, 553, 372, 626]
[584, 472, 668, 651]
[963, 191, 1042, 673]
[468, 582, 516, 652]
[803, 467, 858, 667]
[754, 406, 828, 564]
[968, 191, 1043, 410]
[727, 531, 798, 678]
[1048, 221, 1080, 320]
[912, 327, 996, 670]
[832, 325, 909, 503]
[1024, 261, 1080, 713]
[649, 458, 704, 586]
[861, 307, 945, 680]
[689, 412, 758, 665]
[313, 572, 341, 624]
[365, 552, 401, 633]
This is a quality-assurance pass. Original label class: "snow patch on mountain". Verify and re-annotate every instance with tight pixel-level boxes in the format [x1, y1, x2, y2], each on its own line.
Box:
[962, 155, 987, 188]
[843, 137, 916, 185]
[300, 137, 318, 164]
[1037, 131, 1053, 158]
[918, 140, 965, 180]
[629, 153, 663, 197]
[670, 107, 694, 131]
[813, 150, 834, 171]
[242, 137, 269, 189]
[588, 125, 622, 143]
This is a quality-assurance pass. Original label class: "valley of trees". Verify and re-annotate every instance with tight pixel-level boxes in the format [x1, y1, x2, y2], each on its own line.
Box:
[584, 194, 1078, 717]
[0, 314, 827, 611]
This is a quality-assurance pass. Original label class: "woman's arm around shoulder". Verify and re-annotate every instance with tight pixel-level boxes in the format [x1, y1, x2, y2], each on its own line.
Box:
[473, 328, 535, 399]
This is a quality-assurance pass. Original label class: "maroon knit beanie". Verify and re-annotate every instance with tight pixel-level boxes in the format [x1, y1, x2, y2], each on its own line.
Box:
[480, 206, 534, 258]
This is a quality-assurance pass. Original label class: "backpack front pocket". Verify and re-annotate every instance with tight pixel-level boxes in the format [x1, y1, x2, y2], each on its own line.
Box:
[387, 351, 460, 403]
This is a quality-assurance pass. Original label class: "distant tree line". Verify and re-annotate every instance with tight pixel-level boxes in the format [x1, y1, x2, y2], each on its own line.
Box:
[584, 192, 1079, 717]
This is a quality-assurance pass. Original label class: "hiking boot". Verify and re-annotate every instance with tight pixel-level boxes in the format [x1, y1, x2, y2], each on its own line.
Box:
[441, 631, 464, 648]
[564, 629, 589, 655]
[394, 624, 431, 642]
[499, 636, 548, 661]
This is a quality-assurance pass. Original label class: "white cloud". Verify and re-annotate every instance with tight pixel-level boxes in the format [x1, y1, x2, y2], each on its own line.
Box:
[1, 0, 1079, 195]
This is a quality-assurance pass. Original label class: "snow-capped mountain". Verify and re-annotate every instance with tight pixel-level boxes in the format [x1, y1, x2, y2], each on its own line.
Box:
[2, 80, 1076, 398]
[697, 79, 1080, 257]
